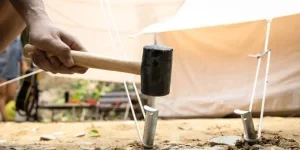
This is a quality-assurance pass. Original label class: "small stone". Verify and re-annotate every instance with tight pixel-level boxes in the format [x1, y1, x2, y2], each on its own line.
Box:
[161, 145, 171, 150]
[80, 147, 95, 150]
[209, 145, 229, 150]
[178, 126, 193, 130]
[287, 139, 296, 142]
[31, 127, 39, 132]
[66, 140, 74, 143]
[172, 146, 179, 149]
[9, 147, 25, 150]
[40, 135, 56, 141]
[74, 132, 86, 137]
[209, 136, 242, 146]
[264, 146, 285, 150]
[169, 141, 184, 146]
[250, 144, 261, 150]
[0, 140, 6, 145]
[163, 140, 170, 143]
[78, 142, 96, 146]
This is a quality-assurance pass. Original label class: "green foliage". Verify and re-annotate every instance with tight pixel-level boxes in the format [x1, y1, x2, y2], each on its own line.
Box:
[54, 98, 65, 105]
[92, 88, 101, 100]
[64, 111, 74, 121]
[86, 129, 100, 137]
[113, 82, 135, 91]
[70, 79, 109, 101]
[71, 79, 89, 101]
[53, 112, 64, 121]
[52, 78, 140, 103]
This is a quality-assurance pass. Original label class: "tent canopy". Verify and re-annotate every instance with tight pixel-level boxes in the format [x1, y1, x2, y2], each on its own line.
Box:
[41, 0, 300, 117]
[133, 0, 300, 36]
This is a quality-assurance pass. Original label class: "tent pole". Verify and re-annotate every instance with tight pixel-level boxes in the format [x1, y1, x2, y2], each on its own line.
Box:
[249, 56, 261, 112]
[235, 19, 272, 142]
[154, 33, 157, 45]
[257, 19, 272, 139]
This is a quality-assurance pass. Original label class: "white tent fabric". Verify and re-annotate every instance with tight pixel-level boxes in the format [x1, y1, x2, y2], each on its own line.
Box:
[153, 17, 300, 117]
[133, 0, 300, 35]
[42, 0, 300, 117]
[133, 0, 300, 117]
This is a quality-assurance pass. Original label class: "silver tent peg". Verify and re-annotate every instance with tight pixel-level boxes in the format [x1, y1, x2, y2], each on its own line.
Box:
[234, 109, 258, 142]
[143, 105, 159, 149]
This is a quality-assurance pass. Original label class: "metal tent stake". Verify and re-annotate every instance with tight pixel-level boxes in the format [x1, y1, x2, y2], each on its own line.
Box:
[235, 49, 271, 142]
[147, 96, 156, 108]
[143, 105, 159, 149]
[234, 109, 258, 142]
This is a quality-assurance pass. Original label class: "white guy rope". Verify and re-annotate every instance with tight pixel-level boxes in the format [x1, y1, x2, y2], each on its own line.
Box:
[99, 0, 146, 146]
[249, 57, 261, 112]
[257, 50, 271, 138]
[103, 0, 145, 120]
[0, 69, 43, 87]
[255, 19, 272, 138]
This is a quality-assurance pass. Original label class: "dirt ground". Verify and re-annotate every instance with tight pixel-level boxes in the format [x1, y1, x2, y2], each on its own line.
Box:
[0, 117, 299, 150]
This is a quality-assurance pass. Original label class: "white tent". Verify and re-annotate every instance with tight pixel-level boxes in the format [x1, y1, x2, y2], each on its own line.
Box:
[133, 0, 300, 35]
[43, 0, 300, 117]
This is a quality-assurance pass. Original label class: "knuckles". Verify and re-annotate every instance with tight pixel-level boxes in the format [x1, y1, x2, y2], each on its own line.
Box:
[28, 29, 87, 75]
[55, 46, 71, 57]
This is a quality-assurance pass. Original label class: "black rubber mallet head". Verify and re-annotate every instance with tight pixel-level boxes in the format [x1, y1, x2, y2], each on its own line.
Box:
[141, 45, 173, 96]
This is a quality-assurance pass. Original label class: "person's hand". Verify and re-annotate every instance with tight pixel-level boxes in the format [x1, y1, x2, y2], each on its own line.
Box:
[28, 21, 88, 74]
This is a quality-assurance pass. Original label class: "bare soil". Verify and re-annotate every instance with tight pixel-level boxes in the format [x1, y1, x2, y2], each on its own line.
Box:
[0, 117, 299, 150]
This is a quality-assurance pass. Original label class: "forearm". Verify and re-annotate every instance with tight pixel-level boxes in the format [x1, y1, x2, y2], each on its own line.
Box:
[0, 0, 26, 51]
[21, 59, 27, 68]
[8, 0, 51, 28]
[21, 59, 28, 74]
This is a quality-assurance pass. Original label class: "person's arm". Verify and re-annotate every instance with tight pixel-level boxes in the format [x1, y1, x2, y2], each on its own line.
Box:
[0, 0, 26, 52]
[8, 0, 88, 74]
[18, 43, 27, 75]
[8, 0, 50, 29]
[20, 58, 28, 75]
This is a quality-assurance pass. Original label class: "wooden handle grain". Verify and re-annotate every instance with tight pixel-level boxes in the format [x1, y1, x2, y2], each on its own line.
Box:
[24, 44, 141, 75]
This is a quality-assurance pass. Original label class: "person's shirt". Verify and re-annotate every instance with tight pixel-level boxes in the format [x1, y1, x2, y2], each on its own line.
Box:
[0, 37, 23, 79]
[0, 50, 7, 72]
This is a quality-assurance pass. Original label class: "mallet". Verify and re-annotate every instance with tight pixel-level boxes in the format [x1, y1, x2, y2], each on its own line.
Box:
[23, 44, 173, 148]
[24, 44, 172, 97]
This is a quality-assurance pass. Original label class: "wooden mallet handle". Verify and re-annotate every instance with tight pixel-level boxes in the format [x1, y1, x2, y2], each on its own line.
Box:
[23, 44, 141, 75]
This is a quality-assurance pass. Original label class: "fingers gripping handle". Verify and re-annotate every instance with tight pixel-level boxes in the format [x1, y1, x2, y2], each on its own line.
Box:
[24, 44, 141, 75]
